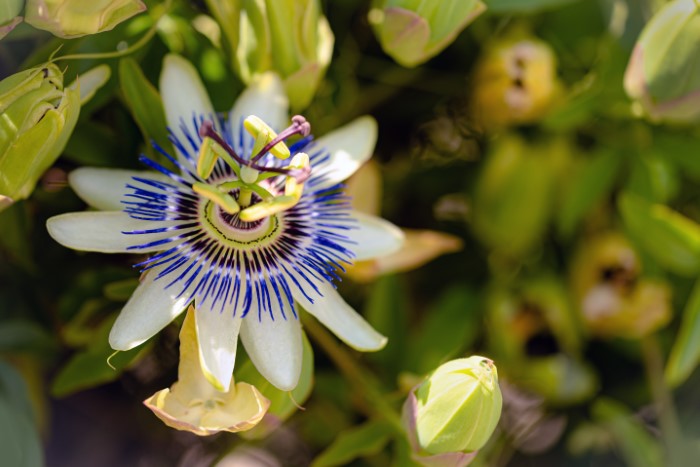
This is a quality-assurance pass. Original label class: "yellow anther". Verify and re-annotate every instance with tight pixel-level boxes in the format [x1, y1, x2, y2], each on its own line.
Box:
[196, 137, 222, 179]
[239, 195, 298, 222]
[192, 182, 240, 214]
[284, 152, 310, 197]
[289, 152, 310, 169]
[243, 115, 291, 160]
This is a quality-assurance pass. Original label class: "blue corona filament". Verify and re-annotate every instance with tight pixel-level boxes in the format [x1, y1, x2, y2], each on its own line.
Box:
[121, 115, 357, 321]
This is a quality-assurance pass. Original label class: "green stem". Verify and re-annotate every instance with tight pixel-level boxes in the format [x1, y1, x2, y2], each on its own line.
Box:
[641, 335, 686, 466]
[302, 315, 404, 434]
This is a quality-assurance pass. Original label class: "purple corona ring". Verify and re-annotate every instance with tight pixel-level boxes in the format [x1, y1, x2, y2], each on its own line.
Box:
[47, 54, 403, 392]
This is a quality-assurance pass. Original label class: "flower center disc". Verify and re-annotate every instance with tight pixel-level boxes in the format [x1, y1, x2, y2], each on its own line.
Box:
[200, 189, 282, 248]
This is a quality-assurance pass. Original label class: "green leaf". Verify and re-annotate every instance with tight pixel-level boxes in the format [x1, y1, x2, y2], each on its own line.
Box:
[473, 135, 555, 257]
[654, 132, 700, 181]
[666, 277, 700, 387]
[542, 77, 601, 132]
[103, 278, 139, 302]
[63, 120, 123, 167]
[237, 333, 314, 422]
[0, 398, 43, 467]
[119, 57, 172, 155]
[311, 419, 393, 467]
[404, 286, 479, 374]
[0, 320, 55, 354]
[364, 275, 409, 375]
[592, 398, 663, 467]
[557, 149, 621, 238]
[618, 192, 700, 276]
[0, 361, 35, 419]
[0, 201, 34, 271]
[626, 152, 678, 204]
[485, 0, 580, 14]
[51, 315, 148, 397]
[0, 361, 43, 467]
[391, 436, 422, 467]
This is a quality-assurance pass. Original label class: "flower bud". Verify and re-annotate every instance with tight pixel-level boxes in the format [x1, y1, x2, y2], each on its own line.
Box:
[0, 0, 23, 39]
[471, 32, 561, 130]
[0, 64, 80, 210]
[403, 357, 502, 463]
[624, 0, 700, 122]
[24, 0, 146, 39]
[209, 0, 333, 111]
[571, 232, 672, 338]
[369, 0, 486, 68]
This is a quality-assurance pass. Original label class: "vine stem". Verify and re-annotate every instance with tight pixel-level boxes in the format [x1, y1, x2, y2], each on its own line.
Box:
[302, 314, 405, 434]
[641, 335, 686, 466]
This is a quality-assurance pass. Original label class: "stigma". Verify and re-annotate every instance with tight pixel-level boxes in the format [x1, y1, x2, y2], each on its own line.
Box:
[194, 115, 313, 223]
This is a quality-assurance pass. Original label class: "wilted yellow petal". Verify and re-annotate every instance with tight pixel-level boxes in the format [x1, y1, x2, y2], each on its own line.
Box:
[144, 306, 270, 436]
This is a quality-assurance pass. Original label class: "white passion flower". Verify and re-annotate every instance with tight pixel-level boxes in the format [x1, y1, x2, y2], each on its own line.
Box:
[47, 54, 404, 392]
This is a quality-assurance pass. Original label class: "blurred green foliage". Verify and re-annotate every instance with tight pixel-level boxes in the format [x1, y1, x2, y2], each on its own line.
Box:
[3, 0, 700, 465]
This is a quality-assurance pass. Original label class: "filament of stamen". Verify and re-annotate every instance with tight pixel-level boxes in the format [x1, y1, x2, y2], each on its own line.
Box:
[250, 115, 311, 163]
[192, 182, 240, 214]
[199, 119, 307, 182]
[198, 121, 249, 169]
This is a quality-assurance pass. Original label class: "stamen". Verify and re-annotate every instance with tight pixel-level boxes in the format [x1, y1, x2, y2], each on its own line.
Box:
[245, 116, 290, 160]
[197, 137, 226, 179]
[239, 153, 311, 222]
[199, 120, 249, 169]
[197, 115, 311, 183]
[250, 115, 311, 163]
[193, 182, 240, 214]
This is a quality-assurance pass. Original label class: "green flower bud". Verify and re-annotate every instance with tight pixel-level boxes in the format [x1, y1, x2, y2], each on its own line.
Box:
[369, 0, 486, 68]
[0, 0, 23, 23]
[0, 64, 80, 210]
[24, 0, 146, 39]
[403, 357, 502, 461]
[0, 0, 23, 39]
[624, 0, 700, 122]
[208, 0, 333, 111]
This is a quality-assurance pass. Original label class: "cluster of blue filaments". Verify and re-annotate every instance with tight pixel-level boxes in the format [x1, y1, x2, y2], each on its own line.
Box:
[119, 115, 357, 321]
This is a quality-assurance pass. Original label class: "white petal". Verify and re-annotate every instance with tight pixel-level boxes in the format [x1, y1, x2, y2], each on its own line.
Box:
[69, 167, 170, 211]
[160, 54, 215, 164]
[194, 302, 242, 392]
[229, 72, 289, 132]
[46, 211, 188, 253]
[344, 211, 404, 261]
[311, 116, 378, 190]
[240, 313, 303, 391]
[292, 277, 387, 351]
[109, 265, 190, 350]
